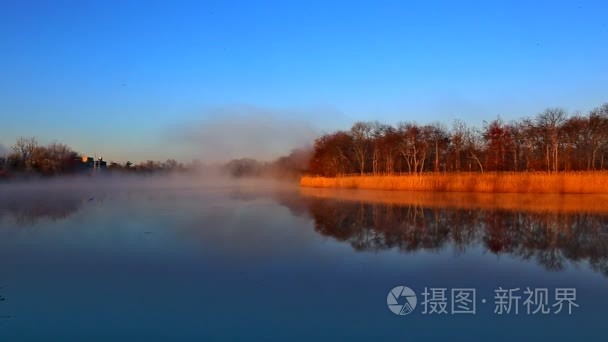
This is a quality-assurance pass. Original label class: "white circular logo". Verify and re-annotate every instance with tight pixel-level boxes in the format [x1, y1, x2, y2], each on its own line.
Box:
[387, 286, 417, 315]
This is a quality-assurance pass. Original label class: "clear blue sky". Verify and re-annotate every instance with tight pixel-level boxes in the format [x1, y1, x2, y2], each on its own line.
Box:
[1, 0, 607, 162]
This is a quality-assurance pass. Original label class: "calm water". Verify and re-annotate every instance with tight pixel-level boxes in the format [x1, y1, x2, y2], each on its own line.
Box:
[0, 181, 607, 341]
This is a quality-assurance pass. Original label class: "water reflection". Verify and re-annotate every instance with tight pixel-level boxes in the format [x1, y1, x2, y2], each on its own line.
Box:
[290, 189, 608, 276]
[1, 185, 607, 340]
[0, 191, 86, 226]
[2, 186, 608, 277]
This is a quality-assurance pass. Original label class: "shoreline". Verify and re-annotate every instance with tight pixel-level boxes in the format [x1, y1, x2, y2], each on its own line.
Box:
[300, 172, 608, 194]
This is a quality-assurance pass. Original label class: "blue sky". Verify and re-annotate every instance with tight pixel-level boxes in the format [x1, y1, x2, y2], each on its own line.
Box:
[1, 0, 607, 162]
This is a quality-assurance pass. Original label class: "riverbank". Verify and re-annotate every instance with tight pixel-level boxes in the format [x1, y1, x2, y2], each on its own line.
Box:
[300, 172, 608, 194]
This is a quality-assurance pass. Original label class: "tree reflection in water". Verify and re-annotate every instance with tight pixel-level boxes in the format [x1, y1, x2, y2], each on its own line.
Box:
[290, 190, 608, 276]
[0, 191, 86, 226]
[2, 185, 607, 277]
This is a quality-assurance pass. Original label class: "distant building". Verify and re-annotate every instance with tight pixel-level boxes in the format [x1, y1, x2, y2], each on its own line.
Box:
[96, 157, 107, 169]
[78, 155, 107, 173]
[81, 156, 94, 168]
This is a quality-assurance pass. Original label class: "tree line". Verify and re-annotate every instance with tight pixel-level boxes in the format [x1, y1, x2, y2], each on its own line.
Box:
[0, 137, 194, 178]
[309, 103, 608, 176]
[0, 136, 311, 179]
[221, 148, 311, 179]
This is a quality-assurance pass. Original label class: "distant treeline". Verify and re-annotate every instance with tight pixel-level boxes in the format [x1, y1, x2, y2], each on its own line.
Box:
[309, 103, 608, 176]
[221, 148, 311, 179]
[0, 136, 312, 180]
[0, 137, 198, 179]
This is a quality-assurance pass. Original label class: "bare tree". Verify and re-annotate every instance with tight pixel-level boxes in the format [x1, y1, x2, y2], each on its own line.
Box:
[450, 119, 467, 172]
[379, 125, 399, 174]
[350, 122, 372, 175]
[31, 142, 78, 175]
[483, 118, 512, 171]
[427, 122, 449, 172]
[397, 122, 428, 174]
[588, 104, 608, 170]
[11, 137, 38, 171]
[464, 127, 484, 172]
[369, 121, 387, 174]
[562, 115, 588, 170]
[309, 131, 354, 176]
[536, 108, 566, 172]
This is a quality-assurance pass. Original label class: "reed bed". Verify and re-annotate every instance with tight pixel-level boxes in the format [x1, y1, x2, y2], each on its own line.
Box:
[300, 172, 608, 194]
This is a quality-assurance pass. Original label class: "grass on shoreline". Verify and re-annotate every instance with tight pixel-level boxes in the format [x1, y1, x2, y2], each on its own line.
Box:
[300, 172, 608, 194]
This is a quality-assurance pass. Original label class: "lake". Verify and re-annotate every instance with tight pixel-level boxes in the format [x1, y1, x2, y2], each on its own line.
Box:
[0, 179, 607, 341]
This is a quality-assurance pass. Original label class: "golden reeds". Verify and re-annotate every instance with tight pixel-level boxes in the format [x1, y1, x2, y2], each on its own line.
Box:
[300, 172, 608, 194]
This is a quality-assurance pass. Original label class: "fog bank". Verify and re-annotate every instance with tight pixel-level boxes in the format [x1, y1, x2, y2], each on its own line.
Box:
[166, 105, 328, 162]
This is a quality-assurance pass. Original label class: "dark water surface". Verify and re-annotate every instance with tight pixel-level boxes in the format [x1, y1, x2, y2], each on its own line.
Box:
[0, 182, 607, 341]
